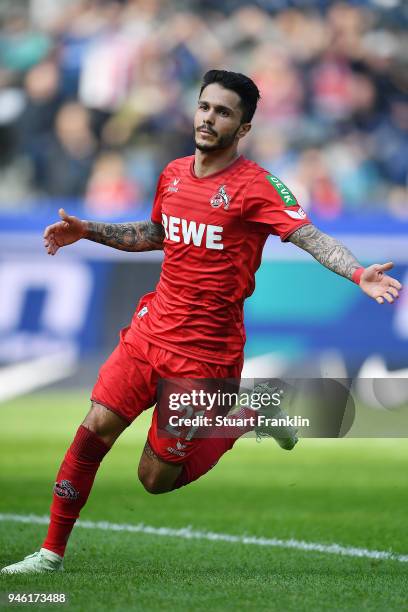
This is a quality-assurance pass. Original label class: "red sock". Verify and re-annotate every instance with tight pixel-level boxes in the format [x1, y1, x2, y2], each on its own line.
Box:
[42, 425, 110, 557]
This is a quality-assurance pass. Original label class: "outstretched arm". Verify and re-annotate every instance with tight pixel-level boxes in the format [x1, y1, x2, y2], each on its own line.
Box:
[288, 224, 402, 304]
[86, 220, 164, 252]
[44, 208, 165, 255]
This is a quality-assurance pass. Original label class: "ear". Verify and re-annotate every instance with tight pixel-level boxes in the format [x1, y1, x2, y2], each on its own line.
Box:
[237, 123, 251, 140]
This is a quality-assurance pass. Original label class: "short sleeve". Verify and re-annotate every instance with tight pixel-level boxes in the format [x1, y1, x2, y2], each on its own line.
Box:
[241, 172, 311, 241]
[151, 172, 166, 224]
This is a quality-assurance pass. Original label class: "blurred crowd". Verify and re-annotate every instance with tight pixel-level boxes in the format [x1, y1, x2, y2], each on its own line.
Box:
[0, 0, 407, 218]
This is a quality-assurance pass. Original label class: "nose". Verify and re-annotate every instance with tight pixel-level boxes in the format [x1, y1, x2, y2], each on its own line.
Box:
[204, 108, 215, 124]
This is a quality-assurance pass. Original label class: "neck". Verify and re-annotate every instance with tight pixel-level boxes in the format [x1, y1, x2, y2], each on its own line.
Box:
[194, 147, 240, 178]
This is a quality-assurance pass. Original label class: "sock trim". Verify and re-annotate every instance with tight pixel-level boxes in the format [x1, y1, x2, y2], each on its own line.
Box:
[70, 425, 110, 462]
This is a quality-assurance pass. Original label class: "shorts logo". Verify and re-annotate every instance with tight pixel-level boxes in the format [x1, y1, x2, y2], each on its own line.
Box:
[210, 185, 230, 210]
[166, 446, 186, 457]
[54, 479, 79, 500]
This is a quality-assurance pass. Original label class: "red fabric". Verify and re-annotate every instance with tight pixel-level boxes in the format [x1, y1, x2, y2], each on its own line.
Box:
[352, 266, 365, 285]
[92, 326, 243, 426]
[132, 155, 311, 365]
[147, 359, 243, 465]
[91, 327, 158, 424]
[170, 407, 256, 489]
[43, 425, 110, 557]
[173, 436, 237, 489]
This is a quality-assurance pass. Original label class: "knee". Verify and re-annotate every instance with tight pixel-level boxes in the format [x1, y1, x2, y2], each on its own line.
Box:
[82, 402, 127, 446]
[137, 464, 173, 495]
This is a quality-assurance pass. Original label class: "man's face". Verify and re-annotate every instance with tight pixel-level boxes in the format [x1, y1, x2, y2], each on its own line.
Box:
[194, 83, 250, 152]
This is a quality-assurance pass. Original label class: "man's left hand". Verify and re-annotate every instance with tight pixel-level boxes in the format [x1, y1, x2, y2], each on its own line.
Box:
[360, 262, 402, 304]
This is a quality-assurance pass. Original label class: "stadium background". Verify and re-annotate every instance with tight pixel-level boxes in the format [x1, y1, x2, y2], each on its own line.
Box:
[0, 0, 407, 389]
[0, 1, 408, 610]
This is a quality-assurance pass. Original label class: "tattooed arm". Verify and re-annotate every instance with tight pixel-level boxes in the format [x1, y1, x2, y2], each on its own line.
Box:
[86, 220, 164, 252]
[44, 208, 164, 255]
[288, 224, 402, 304]
[288, 224, 360, 280]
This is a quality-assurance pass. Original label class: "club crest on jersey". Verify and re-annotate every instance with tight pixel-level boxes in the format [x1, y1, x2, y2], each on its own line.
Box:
[210, 185, 230, 210]
[168, 178, 180, 193]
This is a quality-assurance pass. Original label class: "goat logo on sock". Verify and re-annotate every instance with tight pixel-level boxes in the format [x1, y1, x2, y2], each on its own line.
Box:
[54, 479, 79, 500]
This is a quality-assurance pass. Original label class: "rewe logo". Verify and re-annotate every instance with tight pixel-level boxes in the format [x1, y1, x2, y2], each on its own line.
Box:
[162, 213, 223, 250]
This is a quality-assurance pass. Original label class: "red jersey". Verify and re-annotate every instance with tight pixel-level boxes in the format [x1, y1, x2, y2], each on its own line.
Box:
[131, 155, 311, 364]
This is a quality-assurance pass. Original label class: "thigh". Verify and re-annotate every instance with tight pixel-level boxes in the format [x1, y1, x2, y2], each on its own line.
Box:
[147, 407, 203, 464]
[146, 354, 243, 464]
[91, 327, 158, 424]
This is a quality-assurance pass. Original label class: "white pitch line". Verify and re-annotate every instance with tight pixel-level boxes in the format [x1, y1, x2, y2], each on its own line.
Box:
[1, 513, 407, 563]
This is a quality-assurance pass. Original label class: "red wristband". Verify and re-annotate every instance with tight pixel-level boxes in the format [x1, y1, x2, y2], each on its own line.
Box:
[352, 267, 365, 285]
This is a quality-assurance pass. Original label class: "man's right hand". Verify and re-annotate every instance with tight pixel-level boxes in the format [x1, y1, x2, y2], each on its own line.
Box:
[44, 208, 88, 255]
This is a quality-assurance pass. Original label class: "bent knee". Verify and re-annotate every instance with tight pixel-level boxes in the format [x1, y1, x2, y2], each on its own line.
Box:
[137, 464, 176, 495]
[137, 458, 179, 495]
[82, 401, 128, 446]
[137, 442, 182, 494]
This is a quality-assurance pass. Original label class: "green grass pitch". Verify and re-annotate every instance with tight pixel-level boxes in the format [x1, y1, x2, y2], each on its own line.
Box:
[1, 391, 407, 611]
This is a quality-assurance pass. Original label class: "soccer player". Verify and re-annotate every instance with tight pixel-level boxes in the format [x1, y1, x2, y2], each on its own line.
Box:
[2, 70, 401, 573]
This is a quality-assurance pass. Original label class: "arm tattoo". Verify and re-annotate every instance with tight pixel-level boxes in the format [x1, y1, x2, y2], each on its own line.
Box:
[85, 220, 165, 252]
[288, 224, 361, 280]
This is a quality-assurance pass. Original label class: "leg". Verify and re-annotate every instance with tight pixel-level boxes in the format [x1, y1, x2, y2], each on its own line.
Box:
[1, 328, 158, 573]
[42, 329, 158, 557]
[137, 409, 239, 494]
[138, 442, 182, 494]
[137, 354, 245, 494]
[42, 402, 128, 557]
[138, 438, 238, 494]
[172, 437, 237, 490]
[82, 400, 128, 445]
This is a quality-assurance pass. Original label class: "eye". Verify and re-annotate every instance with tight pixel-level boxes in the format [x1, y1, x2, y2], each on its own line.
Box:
[199, 103, 208, 110]
[220, 109, 230, 117]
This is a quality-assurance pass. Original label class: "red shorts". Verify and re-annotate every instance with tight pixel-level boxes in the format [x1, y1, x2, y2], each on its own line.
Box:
[91, 326, 243, 463]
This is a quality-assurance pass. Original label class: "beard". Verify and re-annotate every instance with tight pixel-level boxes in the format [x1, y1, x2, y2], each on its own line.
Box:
[194, 126, 240, 152]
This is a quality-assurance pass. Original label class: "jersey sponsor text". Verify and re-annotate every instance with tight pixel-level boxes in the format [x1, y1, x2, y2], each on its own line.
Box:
[161, 212, 224, 250]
